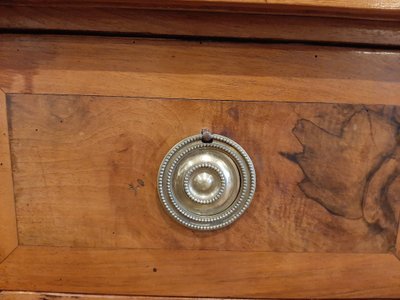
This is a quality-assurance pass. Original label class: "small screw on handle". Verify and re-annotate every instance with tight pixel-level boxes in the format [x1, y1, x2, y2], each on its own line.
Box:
[201, 129, 213, 143]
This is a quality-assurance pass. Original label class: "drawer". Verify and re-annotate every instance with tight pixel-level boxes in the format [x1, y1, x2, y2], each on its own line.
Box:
[0, 35, 400, 299]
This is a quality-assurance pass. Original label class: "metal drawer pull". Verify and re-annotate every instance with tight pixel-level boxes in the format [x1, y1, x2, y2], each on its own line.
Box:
[158, 129, 256, 231]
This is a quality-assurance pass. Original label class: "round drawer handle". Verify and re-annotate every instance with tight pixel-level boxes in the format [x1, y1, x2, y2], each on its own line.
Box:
[158, 129, 256, 231]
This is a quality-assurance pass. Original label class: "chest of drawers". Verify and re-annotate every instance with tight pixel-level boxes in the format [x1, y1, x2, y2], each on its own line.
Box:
[0, 1, 400, 299]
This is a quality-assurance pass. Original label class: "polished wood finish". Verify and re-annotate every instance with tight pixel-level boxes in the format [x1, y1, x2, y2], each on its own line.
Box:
[396, 220, 400, 259]
[0, 89, 18, 263]
[1, 246, 400, 298]
[1, 35, 400, 105]
[1, 7, 400, 47]
[2, 0, 400, 19]
[8, 94, 400, 253]
[1, 33, 400, 298]
[0, 292, 220, 300]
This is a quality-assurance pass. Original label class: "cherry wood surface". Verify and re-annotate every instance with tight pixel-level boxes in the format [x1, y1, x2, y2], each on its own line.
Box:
[396, 219, 400, 258]
[1, 246, 400, 299]
[7, 93, 400, 253]
[0, 89, 18, 263]
[2, 0, 400, 19]
[1, 7, 400, 47]
[0, 292, 229, 300]
[0, 34, 400, 298]
[1, 35, 400, 105]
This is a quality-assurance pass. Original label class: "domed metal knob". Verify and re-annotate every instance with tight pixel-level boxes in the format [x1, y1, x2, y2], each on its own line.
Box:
[158, 130, 256, 231]
[184, 163, 226, 204]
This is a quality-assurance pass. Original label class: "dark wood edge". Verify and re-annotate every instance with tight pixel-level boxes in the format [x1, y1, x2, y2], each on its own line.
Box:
[1, 7, 400, 48]
[1, 1, 400, 20]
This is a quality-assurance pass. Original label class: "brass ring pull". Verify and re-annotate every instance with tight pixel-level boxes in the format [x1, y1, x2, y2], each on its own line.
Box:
[158, 130, 256, 231]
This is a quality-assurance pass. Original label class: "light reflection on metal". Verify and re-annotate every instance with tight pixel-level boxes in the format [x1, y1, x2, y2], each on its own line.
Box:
[158, 130, 256, 231]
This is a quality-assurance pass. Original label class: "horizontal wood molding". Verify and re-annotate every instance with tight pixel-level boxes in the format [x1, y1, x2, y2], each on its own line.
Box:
[1, 246, 400, 298]
[2, 0, 400, 20]
[0, 89, 18, 263]
[1, 35, 400, 105]
[0, 292, 228, 300]
[1, 7, 400, 47]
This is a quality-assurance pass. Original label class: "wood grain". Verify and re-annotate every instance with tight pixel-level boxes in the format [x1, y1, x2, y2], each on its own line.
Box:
[8, 94, 400, 253]
[1, 7, 400, 47]
[4, 0, 400, 10]
[0, 89, 18, 263]
[396, 216, 400, 258]
[1, 35, 400, 105]
[0, 292, 230, 300]
[1, 30, 400, 299]
[1, 246, 400, 298]
[2, 0, 400, 19]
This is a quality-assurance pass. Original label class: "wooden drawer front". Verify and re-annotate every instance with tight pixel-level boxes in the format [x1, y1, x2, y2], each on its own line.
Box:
[7, 93, 400, 253]
[0, 35, 400, 299]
